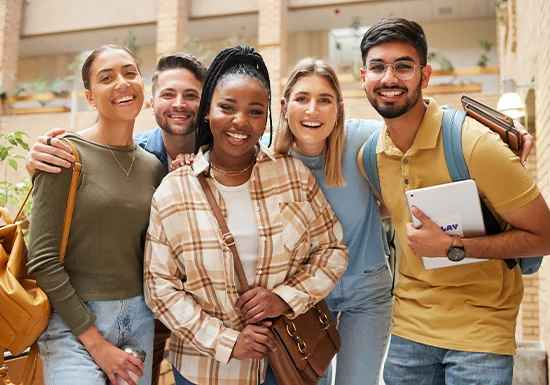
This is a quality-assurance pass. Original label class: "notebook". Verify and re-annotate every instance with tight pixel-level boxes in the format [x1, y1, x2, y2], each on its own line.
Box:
[405, 179, 487, 269]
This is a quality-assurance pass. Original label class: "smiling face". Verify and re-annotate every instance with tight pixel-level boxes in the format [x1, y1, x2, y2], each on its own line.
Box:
[360, 41, 430, 119]
[152, 68, 202, 136]
[207, 75, 268, 166]
[283, 74, 342, 156]
[84, 48, 144, 122]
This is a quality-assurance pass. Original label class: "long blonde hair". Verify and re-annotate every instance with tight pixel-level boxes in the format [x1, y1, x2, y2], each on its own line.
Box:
[275, 57, 346, 187]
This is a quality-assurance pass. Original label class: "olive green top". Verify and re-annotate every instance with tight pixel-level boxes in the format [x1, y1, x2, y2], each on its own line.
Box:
[28, 132, 165, 336]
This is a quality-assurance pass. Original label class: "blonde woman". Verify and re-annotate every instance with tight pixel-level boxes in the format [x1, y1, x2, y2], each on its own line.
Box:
[275, 57, 392, 385]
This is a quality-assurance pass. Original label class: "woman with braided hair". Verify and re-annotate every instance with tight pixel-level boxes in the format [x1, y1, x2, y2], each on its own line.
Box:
[143, 46, 348, 385]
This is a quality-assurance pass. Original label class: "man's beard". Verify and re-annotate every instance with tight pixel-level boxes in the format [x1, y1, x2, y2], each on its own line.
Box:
[158, 119, 197, 137]
[366, 82, 422, 119]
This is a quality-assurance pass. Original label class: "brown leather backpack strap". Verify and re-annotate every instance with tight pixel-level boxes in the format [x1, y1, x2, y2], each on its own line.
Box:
[13, 189, 32, 224]
[0, 343, 39, 385]
[58, 138, 82, 265]
[197, 174, 251, 292]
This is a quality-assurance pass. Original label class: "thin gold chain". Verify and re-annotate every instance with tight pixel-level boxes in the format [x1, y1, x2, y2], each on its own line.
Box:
[96, 128, 136, 182]
[210, 158, 256, 177]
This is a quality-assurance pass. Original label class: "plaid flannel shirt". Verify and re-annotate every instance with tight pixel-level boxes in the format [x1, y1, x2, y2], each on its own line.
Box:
[144, 143, 348, 385]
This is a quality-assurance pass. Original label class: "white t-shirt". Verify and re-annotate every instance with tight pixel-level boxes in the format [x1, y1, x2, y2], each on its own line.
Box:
[213, 179, 260, 289]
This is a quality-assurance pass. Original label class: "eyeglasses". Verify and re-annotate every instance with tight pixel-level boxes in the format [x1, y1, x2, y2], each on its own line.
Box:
[362, 60, 424, 81]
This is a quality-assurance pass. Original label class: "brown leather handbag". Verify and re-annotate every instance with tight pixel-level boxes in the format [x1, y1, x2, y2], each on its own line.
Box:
[0, 138, 82, 385]
[198, 174, 340, 385]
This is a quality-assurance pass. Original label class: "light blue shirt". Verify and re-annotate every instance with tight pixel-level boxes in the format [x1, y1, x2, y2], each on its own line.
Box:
[291, 119, 387, 276]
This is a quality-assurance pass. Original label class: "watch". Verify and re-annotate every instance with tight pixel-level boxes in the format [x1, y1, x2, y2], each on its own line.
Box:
[447, 236, 466, 262]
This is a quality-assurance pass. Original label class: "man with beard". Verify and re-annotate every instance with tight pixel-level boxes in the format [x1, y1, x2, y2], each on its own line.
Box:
[357, 17, 550, 385]
[25, 53, 207, 385]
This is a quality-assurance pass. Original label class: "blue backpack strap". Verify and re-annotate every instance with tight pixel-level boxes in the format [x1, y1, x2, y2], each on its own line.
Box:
[441, 108, 469, 182]
[441, 108, 541, 274]
[359, 128, 382, 198]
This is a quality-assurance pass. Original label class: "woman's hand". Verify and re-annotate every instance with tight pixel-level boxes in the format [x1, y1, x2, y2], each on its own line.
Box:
[169, 153, 195, 172]
[230, 324, 277, 360]
[25, 128, 75, 176]
[235, 287, 291, 324]
[78, 326, 144, 385]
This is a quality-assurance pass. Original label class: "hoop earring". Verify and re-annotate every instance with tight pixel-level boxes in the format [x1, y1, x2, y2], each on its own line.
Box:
[205, 117, 209, 123]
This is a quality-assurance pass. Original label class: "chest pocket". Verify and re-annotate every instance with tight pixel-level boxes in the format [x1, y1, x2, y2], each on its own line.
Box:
[279, 202, 312, 254]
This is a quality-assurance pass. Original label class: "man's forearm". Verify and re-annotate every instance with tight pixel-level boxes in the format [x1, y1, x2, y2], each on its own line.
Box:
[462, 228, 550, 260]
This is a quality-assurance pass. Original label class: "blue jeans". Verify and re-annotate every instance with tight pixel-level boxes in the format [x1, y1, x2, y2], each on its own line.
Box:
[172, 364, 278, 384]
[38, 295, 154, 385]
[383, 335, 514, 385]
[318, 261, 393, 385]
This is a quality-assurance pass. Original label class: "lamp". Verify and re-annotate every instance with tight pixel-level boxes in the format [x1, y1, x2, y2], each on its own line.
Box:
[497, 79, 535, 119]
[497, 79, 526, 119]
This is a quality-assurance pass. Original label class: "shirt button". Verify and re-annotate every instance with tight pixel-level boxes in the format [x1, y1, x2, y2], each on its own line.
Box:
[255, 206, 260, 212]
[404, 179, 409, 185]
[257, 270, 263, 275]
[261, 236, 267, 242]
[403, 158, 408, 165]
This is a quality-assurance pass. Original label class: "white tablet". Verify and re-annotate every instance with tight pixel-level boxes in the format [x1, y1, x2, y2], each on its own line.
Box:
[405, 179, 487, 269]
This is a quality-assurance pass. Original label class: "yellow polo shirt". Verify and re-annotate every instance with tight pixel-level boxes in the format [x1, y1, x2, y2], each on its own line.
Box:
[359, 99, 540, 355]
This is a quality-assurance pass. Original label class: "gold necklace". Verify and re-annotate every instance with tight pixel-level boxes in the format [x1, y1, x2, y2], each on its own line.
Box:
[96, 128, 136, 182]
[210, 157, 256, 177]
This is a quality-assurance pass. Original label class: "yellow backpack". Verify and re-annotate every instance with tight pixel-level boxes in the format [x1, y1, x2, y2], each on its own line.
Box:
[0, 138, 81, 385]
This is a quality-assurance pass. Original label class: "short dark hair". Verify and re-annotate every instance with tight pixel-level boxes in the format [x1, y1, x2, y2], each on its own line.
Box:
[81, 44, 140, 91]
[195, 45, 273, 153]
[360, 17, 428, 65]
[151, 53, 207, 95]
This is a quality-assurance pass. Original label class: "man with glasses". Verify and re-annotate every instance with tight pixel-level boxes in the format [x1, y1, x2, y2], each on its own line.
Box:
[357, 17, 550, 385]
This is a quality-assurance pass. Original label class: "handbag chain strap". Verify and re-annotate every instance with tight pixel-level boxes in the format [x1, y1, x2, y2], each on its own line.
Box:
[198, 174, 251, 292]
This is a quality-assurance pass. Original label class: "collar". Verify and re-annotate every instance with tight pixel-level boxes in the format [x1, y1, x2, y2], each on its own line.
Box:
[136, 127, 168, 172]
[376, 98, 444, 156]
[191, 141, 277, 177]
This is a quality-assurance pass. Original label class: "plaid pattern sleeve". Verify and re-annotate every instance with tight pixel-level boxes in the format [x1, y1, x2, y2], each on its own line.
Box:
[144, 145, 348, 385]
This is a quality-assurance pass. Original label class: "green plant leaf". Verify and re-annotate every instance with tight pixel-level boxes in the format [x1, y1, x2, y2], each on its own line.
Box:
[8, 159, 17, 171]
[5, 134, 17, 146]
[15, 138, 30, 151]
[0, 148, 10, 161]
[14, 131, 29, 140]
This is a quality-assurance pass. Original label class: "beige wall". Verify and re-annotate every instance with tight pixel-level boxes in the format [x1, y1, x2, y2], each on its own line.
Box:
[21, 1, 157, 36]
[498, 0, 550, 371]
[287, 30, 329, 68]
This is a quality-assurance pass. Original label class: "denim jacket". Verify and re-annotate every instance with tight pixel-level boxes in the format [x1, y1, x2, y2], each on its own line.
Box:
[134, 127, 169, 174]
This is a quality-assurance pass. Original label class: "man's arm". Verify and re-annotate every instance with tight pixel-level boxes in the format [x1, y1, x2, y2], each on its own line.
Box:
[407, 194, 550, 259]
[407, 125, 550, 260]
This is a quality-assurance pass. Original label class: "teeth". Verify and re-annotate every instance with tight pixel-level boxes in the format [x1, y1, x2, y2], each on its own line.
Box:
[302, 121, 322, 128]
[380, 91, 403, 98]
[170, 115, 188, 119]
[227, 132, 247, 140]
[115, 95, 133, 104]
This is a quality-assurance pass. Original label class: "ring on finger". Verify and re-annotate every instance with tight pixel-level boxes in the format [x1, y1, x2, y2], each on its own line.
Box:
[46, 136, 53, 146]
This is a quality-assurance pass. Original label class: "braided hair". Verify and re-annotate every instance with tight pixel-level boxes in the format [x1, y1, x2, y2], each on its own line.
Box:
[195, 45, 273, 153]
